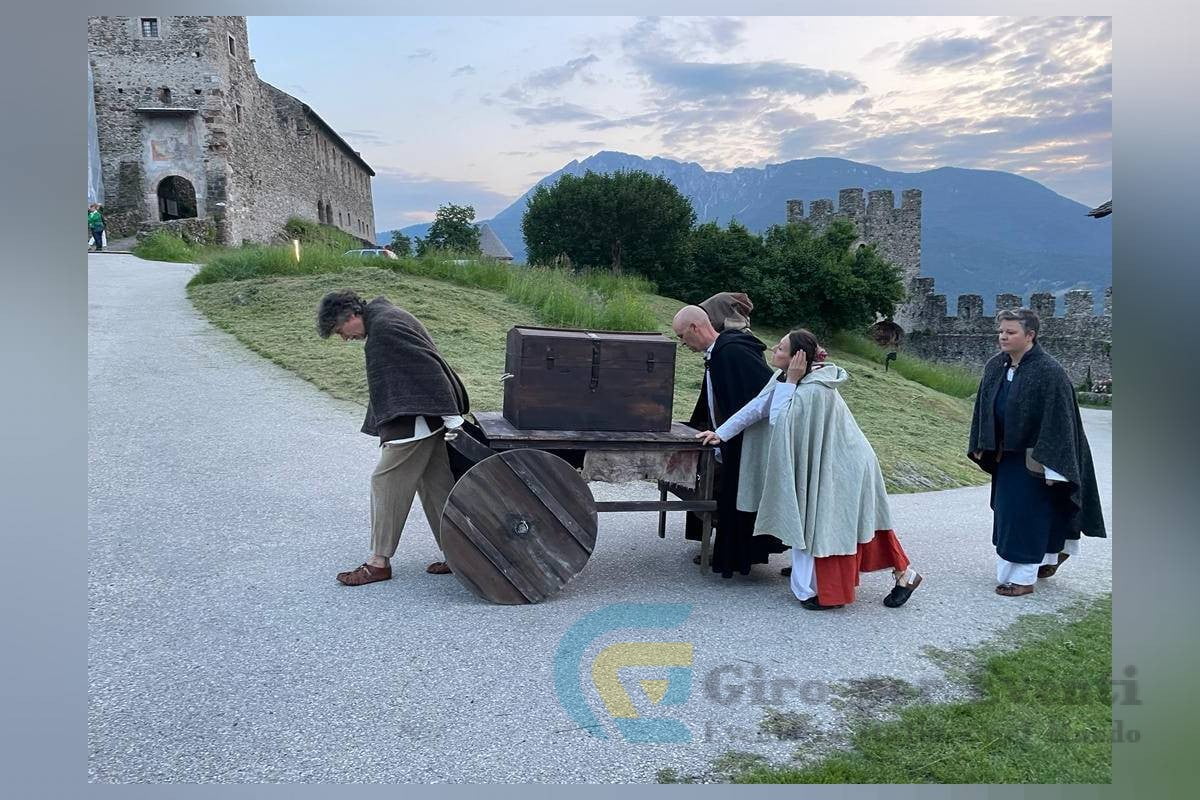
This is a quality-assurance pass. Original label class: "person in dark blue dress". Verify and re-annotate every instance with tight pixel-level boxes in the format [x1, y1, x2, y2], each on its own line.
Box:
[969, 308, 1106, 596]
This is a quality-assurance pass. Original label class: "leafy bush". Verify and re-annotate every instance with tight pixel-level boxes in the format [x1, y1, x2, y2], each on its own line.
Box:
[750, 219, 906, 334]
[670, 220, 763, 303]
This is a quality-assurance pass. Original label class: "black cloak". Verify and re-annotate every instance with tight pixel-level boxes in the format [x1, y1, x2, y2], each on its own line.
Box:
[686, 329, 788, 575]
[968, 343, 1106, 539]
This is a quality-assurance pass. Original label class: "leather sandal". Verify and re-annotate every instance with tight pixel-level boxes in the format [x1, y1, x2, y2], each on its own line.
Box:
[1038, 552, 1070, 579]
[996, 582, 1034, 597]
[337, 562, 392, 586]
[426, 561, 453, 575]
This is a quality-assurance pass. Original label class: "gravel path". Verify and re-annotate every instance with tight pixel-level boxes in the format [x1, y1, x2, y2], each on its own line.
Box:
[88, 254, 1112, 783]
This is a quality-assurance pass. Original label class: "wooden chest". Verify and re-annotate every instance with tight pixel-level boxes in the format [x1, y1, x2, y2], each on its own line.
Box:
[502, 326, 677, 432]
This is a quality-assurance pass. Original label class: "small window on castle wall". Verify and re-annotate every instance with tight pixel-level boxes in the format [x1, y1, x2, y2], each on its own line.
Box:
[235, 105, 243, 123]
[228, 35, 236, 56]
[140, 18, 159, 38]
[158, 87, 171, 105]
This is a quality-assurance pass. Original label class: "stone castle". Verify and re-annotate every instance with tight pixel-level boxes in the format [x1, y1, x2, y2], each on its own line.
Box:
[787, 190, 1112, 385]
[88, 15, 375, 246]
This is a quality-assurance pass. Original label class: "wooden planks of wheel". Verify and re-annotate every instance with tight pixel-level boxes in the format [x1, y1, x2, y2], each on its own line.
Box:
[440, 449, 598, 604]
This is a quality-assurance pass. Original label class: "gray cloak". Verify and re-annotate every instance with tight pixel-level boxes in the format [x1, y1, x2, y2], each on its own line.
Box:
[736, 365, 893, 557]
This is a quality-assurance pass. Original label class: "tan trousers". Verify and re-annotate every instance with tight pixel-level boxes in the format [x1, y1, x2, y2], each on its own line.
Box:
[370, 431, 455, 558]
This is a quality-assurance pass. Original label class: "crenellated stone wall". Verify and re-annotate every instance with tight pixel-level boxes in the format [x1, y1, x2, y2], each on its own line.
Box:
[904, 279, 1112, 385]
[783, 194, 1112, 387]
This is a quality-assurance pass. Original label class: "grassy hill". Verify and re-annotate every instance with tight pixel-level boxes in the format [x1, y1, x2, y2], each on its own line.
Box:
[187, 265, 986, 494]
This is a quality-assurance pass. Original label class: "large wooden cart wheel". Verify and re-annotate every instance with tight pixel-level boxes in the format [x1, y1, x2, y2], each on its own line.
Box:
[440, 450, 598, 604]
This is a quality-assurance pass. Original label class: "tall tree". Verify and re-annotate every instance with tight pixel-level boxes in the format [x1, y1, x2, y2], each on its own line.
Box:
[422, 203, 481, 253]
[749, 218, 905, 334]
[388, 230, 413, 256]
[521, 170, 695, 280]
[676, 220, 764, 303]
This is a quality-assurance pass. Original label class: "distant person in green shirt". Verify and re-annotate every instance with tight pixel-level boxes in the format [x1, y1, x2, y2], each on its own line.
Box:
[88, 203, 105, 251]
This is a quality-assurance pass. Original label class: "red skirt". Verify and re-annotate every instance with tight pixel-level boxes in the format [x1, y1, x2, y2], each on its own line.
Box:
[814, 530, 910, 606]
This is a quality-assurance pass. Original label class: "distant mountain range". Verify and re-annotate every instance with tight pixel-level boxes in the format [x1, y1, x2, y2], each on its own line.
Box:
[380, 152, 1111, 309]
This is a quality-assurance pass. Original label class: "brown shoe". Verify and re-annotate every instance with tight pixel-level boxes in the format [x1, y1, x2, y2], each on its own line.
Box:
[426, 561, 453, 575]
[996, 582, 1034, 597]
[337, 562, 392, 586]
[1038, 552, 1070, 579]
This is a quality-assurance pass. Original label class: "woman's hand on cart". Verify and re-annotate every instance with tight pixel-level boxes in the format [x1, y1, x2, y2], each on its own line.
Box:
[696, 430, 723, 446]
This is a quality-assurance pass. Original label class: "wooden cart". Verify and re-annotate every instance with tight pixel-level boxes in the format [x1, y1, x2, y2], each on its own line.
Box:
[440, 411, 717, 605]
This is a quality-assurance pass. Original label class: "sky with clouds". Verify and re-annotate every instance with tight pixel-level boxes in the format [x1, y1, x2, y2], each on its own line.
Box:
[246, 16, 1111, 231]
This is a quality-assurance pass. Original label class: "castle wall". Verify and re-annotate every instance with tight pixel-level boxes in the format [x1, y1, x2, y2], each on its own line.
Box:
[905, 282, 1112, 385]
[783, 192, 1112, 387]
[88, 15, 374, 245]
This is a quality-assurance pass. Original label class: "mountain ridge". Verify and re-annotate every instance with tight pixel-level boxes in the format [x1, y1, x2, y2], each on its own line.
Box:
[380, 152, 1111, 308]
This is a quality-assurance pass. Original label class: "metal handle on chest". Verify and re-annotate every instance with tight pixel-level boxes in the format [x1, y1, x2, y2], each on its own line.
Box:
[646, 352, 655, 372]
[589, 343, 601, 391]
[545, 346, 554, 370]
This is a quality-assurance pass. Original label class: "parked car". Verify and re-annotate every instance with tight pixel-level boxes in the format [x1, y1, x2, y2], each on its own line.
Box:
[344, 248, 399, 260]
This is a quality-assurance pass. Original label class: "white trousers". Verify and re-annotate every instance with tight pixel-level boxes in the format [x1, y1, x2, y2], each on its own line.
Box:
[996, 537, 1080, 586]
[790, 548, 817, 601]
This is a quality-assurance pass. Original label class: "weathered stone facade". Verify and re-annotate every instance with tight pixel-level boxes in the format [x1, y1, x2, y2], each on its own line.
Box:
[88, 15, 375, 246]
[787, 188, 923, 327]
[904, 279, 1112, 385]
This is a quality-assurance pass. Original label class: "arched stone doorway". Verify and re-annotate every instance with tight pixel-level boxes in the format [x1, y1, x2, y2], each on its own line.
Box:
[157, 175, 197, 221]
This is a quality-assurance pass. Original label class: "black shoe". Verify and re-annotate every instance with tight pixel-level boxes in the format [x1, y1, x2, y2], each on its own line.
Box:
[781, 566, 792, 577]
[883, 573, 923, 608]
[800, 597, 844, 611]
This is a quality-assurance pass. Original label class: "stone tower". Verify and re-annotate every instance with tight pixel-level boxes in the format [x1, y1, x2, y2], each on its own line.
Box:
[787, 188, 923, 328]
[88, 16, 376, 245]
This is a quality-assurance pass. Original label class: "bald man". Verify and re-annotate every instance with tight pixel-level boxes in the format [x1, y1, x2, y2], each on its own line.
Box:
[671, 305, 788, 578]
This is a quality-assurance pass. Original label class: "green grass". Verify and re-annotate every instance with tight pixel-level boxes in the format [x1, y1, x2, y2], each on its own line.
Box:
[183, 230, 660, 333]
[187, 242, 368, 285]
[282, 217, 365, 253]
[188, 267, 535, 412]
[187, 267, 988, 493]
[831, 331, 981, 399]
[506, 267, 657, 331]
[132, 230, 211, 263]
[730, 596, 1113, 784]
